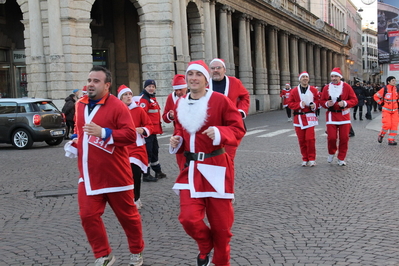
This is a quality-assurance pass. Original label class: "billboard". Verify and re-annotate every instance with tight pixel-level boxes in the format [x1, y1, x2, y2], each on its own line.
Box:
[378, 0, 399, 69]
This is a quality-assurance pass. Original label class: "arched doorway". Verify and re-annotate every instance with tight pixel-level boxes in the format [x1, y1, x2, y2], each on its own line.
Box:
[0, 0, 25, 98]
[90, 0, 141, 95]
[186, 2, 204, 61]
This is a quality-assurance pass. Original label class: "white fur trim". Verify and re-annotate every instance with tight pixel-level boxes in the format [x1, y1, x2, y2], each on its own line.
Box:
[186, 64, 210, 83]
[176, 91, 211, 134]
[330, 71, 342, 78]
[298, 72, 309, 80]
[173, 84, 187, 90]
[118, 88, 132, 100]
[210, 58, 226, 68]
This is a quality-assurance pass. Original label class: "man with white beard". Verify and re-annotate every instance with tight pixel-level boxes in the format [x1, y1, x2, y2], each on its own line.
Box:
[287, 72, 320, 167]
[320, 67, 358, 166]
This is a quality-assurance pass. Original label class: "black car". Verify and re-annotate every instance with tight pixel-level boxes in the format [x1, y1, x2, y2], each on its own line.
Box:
[0, 98, 66, 149]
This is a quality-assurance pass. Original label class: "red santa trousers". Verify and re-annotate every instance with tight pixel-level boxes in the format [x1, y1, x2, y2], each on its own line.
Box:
[326, 123, 351, 161]
[78, 183, 144, 258]
[381, 110, 399, 141]
[178, 190, 234, 266]
[295, 126, 316, 161]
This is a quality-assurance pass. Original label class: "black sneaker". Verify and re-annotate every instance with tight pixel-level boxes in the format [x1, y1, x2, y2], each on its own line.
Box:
[388, 140, 398, 146]
[155, 171, 167, 179]
[378, 134, 384, 143]
[143, 174, 158, 182]
[196, 253, 210, 266]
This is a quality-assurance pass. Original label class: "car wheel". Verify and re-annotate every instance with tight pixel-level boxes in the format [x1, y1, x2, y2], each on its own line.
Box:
[45, 138, 64, 146]
[12, 128, 33, 149]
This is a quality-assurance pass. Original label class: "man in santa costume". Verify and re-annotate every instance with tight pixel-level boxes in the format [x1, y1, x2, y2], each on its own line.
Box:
[138, 79, 167, 182]
[162, 74, 188, 171]
[73, 66, 144, 266]
[209, 58, 250, 160]
[320, 67, 358, 166]
[118, 85, 153, 209]
[287, 72, 319, 167]
[280, 83, 293, 122]
[169, 60, 246, 266]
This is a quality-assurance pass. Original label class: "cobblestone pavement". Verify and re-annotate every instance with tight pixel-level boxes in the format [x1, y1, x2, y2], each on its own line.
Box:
[1, 109, 399, 266]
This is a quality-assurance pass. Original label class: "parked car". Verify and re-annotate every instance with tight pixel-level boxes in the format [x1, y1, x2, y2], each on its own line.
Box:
[384, 22, 399, 41]
[0, 98, 66, 149]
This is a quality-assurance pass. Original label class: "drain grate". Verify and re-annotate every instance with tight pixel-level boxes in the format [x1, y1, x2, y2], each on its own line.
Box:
[35, 188, 77, 198]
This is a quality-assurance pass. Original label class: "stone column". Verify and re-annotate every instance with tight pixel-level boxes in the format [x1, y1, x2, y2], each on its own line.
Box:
[180, 0, 190, 65]
[218, 6, 229, 64]
[298, 39, 307, 73]
[47, 0, 66, 99]
[210, 0, 218, 59]
[27, 0, 47, 98]
[320, 48, 328, 86]
[327, 50, 333, 78]
[203, 0, 213, 62]
[267, 26, 280, 109]
[227, 8, 235, 74]
[255, 21, 267, 95]
[289, 35, 299, 85]
[279, 31, 290, 88]
[306, 42, 314, 82]
[238, 14, 253, 94]
[314, 45, 321, 87]
[172, 0, 184, 73]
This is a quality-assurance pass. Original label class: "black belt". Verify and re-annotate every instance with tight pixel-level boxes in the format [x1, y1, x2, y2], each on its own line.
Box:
[328, 109, 342, 113]
[184, 148, 225, 162]
[294, 111, 313, 115]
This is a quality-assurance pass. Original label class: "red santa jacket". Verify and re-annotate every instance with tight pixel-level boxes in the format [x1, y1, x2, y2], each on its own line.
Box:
[75, 94, 137, 195]
[210, 76, 250, 118]
[138, 90, 163, 134]
[287, 86, 319, 129]
[170, 90, 246, 199]
[126, 101, 153, 172]
[280, 88, 292, 107]
[320, 81, 358, 125]
[162, 92, 179, 123]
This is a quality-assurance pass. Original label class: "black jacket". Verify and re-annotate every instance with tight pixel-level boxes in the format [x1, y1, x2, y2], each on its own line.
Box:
[62, 95, 76, 121]
[352, 85, 366, 106]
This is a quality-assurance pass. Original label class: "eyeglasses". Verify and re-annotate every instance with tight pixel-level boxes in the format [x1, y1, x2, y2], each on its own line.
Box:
[210, 66, 224, 70]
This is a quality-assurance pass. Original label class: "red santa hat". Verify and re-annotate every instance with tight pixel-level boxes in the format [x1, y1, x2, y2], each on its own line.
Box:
[186, 60, 210, 83]
[330, 67, 343, 78]
[117, 84, 132, 99]
[298, 71, 309, 80]
[82, 86, 87, 95]
[285, 83, 290, 86]
[210, 58, 226, 69]
[172, 74, 187, 90]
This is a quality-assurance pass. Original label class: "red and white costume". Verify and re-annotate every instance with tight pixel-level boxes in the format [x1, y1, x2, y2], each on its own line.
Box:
[280, 87, 291, 107]
[74, 93, 144, 258]
[320, 78, 358, 161]
[170, 60, 246, 266]
[162, 91, 179, 123]
[287, 83, 319, 162]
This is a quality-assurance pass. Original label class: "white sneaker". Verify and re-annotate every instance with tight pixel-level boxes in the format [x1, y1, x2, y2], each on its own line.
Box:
[129, 253, 143, 266]
[94, 254, 115, 266]
[337, 160, 346, 166]
[308, 161, 316, 167]
[301, 161, 308, 167]
[135, 199, 142, 210]
[327, 154, 334, 163]
[288, 118, 292, 122]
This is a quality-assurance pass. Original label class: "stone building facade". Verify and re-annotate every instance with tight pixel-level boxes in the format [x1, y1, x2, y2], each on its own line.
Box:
[2, 0, 355, 113]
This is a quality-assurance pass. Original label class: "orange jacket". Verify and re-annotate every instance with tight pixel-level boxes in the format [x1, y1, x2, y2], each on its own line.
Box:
[374, 85, 399, 112]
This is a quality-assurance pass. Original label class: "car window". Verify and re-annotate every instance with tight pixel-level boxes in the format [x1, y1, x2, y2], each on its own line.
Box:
[17, 103, 31, 113]
[0, 102, 17, 114]
[33, 101, 59, 112]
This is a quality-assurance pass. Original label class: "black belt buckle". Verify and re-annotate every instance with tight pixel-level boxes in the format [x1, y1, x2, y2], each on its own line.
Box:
[198, 152, 205, 161]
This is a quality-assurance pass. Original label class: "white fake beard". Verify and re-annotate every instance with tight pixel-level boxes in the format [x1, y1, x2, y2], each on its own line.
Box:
[298, 86, 314, 106]
[329, 83, 343, 102]
[176, 92, 210, 134]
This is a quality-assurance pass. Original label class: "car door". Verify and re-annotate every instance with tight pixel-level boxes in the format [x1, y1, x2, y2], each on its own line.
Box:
[0, 102, 17, 141]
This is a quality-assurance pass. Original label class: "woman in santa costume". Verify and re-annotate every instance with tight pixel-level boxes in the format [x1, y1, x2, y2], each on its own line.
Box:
[287, 71, 320, 167]
[320, 67, 358, 166]
[118, 85, 153, 209]
[169, 60, 246, 266]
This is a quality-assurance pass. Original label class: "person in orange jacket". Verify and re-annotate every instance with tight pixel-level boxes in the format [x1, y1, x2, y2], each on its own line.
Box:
[374, 76, 399, 145]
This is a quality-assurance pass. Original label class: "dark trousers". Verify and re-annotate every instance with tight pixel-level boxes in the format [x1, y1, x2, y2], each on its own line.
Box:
[145, 134, 161, 174]
[285, 107, 291, 118]
[66, 120, 75, 138]
[365, 104, 372, 119]
[131, 164, 142, 201]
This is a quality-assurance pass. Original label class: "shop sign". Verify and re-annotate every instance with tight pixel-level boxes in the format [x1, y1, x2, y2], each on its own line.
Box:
[13, 50, 26, 63]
